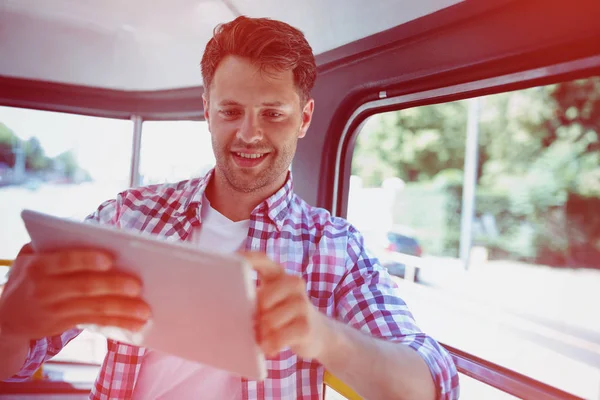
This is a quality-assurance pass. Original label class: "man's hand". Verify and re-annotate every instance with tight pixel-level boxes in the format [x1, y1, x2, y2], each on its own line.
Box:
[242, 252, 329, 360]
[242, 251, 439, 399]
[0, 244, 151, 340]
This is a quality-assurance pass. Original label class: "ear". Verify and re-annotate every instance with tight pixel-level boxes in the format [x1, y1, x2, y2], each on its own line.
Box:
[202, 93, 210, 129]
[298, 98, 315, 139]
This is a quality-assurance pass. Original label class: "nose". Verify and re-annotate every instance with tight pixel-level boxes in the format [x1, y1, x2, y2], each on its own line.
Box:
[236, 113, 263, 143]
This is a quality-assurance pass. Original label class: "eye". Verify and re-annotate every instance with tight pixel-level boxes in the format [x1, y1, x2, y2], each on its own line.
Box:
[219, 109, 241, 119]
[264, 111, 283, 119]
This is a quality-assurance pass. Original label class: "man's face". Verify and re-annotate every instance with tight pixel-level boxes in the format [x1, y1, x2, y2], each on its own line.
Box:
[203, 55, 314, 193]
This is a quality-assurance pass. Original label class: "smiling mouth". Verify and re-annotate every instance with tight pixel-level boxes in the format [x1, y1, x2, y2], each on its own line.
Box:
[231, 151, 270, 167]
[235, 152, 267, 159]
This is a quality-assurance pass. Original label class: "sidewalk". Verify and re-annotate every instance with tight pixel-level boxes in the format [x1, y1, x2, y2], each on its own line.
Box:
[392, 258, 600, 399]
[418, 257, 600, 338]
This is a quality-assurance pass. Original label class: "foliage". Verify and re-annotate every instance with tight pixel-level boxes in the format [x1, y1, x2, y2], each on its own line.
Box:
[0, 122, 89, 182]
[352, 77, 600, 267]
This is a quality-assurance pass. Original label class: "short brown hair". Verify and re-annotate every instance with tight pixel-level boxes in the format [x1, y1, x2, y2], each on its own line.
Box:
[201, 16, 317, 103]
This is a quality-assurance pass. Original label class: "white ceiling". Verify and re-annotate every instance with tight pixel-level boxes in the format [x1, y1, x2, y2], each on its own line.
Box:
[0, 0, 463, 91]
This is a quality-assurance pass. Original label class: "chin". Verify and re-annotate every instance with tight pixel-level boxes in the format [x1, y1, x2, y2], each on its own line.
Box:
[227, 171, 268, 193]
[218, 159, 287, 193]
[232, 180, 266, 193]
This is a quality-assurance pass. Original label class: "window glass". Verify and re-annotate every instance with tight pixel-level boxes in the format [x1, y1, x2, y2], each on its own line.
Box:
[139, 120, 214, 185]
[349, 77, 600, 399]
[0, 106, 133, 258]
[0, 106, 134, 364]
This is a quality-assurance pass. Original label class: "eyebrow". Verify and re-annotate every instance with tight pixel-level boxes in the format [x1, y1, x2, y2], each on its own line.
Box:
[261, 101, 285, 107]
[218, 100, 242, 106]
[217, 99, 287, 107]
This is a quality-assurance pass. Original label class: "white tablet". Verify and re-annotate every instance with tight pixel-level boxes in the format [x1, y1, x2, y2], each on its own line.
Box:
[21, 209, 267, 381]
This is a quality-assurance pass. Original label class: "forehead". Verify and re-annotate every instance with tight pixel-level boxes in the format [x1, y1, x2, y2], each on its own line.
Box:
[209, 55, 299, 104]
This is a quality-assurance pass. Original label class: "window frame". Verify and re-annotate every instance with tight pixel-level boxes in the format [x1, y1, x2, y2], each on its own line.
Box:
[333, 57, 600, 398]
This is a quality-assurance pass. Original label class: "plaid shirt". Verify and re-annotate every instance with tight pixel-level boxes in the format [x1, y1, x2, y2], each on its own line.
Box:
[10, 170, 459, 399]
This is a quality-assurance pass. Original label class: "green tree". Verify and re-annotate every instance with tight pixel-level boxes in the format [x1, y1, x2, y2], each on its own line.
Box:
[23, 137, 50, 171]
[0, 121, 91, 180]
[351, 76, 600, 265]
[0, 123, 18, 166]
[54, 150, 79, 179]
[353, 77, 599, 196]
[352, 102, 468, 186]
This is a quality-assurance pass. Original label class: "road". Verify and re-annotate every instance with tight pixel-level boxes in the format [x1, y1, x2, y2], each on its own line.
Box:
[391, 258, 600, 400]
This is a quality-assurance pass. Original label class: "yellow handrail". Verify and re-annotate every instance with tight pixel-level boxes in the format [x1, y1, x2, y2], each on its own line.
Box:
[324, 371, 362, 400]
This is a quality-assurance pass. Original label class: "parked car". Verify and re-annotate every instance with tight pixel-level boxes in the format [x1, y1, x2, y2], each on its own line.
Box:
[362, 227, 423, 281]
[383, 230, 423, 280]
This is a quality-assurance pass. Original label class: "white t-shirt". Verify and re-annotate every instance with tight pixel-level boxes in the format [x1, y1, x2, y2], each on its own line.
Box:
[133, 195, 250, 400]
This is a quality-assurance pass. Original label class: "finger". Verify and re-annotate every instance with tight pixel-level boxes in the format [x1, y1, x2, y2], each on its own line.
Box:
[258, 275, 306, 310]
[32, 250, 113, 276]
[17, 243, 34, 256]
[261, 318, 308, 357]
[53, 315, 148, 335]
[259, 296, 307, 341]
[48, 296, 151, 321]
[240, 252, 284, 282]
[6, 245, 36, 281]
[37, 272, 142, 304]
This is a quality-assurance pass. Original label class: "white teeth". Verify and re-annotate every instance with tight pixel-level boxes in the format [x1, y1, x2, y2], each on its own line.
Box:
[236, 153, 264, 159]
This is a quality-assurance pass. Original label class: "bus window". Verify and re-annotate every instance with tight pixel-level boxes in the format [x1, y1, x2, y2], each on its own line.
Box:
[0, 105, 134, 366]
[348, 77, 600, 399]
[0, 106, 133, 259]
[139, 120, 214, 185]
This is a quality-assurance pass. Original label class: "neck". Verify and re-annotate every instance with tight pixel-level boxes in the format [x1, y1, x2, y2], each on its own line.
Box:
[205, 169, 287, 222]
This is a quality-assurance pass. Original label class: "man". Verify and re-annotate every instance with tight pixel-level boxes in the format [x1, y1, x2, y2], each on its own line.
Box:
[0, 16, 459, 399]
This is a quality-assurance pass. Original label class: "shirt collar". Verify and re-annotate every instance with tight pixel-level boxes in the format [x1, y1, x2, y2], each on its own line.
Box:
[178, 168, 294, 231]
[170, 170, 211, 223]
[261, 171, 294, 231]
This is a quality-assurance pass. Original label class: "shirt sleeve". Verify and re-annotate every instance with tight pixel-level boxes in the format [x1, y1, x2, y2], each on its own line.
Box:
[4, 198, 120, 382]
[334, 227, 460, 400]
[4, 329, 82, 382]
[84, 197, 120, 224]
